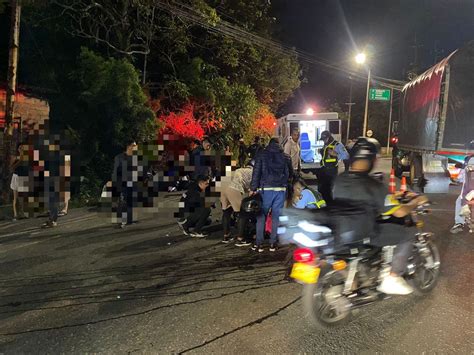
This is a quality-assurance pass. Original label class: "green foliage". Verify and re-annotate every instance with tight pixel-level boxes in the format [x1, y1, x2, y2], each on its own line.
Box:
[70, 48, 156, 181]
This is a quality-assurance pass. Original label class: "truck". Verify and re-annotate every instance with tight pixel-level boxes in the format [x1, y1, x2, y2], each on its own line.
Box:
[392, 41, 474, 193]
[277, 112, 341, 174]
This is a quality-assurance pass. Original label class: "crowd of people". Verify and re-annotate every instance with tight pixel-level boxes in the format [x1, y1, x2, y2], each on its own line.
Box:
[8, 130, 71, 228]
[175, 130, 342, 252]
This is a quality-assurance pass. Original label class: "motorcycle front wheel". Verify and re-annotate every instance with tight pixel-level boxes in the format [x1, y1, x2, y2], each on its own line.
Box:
[302, 269, 352, 328]
[406, 240, 441, 296]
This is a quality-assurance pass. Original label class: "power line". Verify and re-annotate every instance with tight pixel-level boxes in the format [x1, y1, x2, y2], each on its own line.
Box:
[156, 0, 406, 91]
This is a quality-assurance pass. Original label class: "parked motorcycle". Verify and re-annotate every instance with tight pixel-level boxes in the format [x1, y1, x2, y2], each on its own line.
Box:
[279, 196, 441, 328]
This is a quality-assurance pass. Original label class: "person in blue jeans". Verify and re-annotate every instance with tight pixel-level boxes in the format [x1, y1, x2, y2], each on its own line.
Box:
[249, 137, 293, 252]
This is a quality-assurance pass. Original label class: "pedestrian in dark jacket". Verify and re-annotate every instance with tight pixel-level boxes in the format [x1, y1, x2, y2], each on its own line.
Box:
[247, 136, 263, 160]
[112, 139, 138, 228]
[177, 175, 211, 238]
[238, 138, 247, 168]
[250, 137, 293, 252]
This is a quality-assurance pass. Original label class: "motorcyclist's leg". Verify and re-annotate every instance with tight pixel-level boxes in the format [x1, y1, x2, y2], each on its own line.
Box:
[391, 239, 413, 275]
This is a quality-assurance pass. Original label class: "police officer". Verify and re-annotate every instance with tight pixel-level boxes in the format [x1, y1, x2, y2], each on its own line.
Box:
[317, 130, 349, 203]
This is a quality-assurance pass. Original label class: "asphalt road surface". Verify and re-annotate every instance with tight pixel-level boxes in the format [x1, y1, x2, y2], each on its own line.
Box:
[0, 159, 473, 353]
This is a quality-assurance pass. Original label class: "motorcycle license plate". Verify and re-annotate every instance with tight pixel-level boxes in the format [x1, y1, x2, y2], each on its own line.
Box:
[290, 263, 320, 284]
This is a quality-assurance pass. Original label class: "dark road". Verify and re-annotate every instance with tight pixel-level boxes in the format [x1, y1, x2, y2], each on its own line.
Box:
[0, 160, 473, 354]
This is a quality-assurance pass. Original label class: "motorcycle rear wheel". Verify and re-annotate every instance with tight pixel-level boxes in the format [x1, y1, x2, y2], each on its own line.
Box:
[406, 240, 441, 296]
[302, 269, 352, 328]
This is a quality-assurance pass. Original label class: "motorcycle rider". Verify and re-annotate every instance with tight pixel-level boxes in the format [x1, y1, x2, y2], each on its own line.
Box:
[333, 137, 428, 295]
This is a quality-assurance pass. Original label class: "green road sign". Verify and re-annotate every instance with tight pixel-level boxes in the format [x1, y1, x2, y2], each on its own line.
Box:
[369, 88, 391, 101]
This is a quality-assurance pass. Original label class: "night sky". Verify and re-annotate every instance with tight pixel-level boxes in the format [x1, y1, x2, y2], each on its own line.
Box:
[273, 0, 474, 113]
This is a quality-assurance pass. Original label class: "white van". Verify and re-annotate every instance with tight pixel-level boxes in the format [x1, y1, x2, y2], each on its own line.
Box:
[277, 112, 341, 174]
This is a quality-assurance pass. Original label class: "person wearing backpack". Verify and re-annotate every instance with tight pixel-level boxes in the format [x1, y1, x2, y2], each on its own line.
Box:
[249, 137, 293, 252]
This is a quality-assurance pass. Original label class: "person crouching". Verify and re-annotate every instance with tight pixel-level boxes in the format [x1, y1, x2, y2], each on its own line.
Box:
[177, 175, 212, 238]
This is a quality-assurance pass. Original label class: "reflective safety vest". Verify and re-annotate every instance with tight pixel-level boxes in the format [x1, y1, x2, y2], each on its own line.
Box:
[321, 140, 339, 168]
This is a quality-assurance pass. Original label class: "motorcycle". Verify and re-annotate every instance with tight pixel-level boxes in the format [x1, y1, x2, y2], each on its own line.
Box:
[280, 196, 441, 328]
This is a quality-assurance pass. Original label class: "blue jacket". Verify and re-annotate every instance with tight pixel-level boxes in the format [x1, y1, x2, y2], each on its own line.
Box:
[250, 142, 293, 191]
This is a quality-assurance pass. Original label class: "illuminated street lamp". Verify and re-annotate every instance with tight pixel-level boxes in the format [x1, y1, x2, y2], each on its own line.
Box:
[306, 107, 314, 116]
[355, 52, 371, 137]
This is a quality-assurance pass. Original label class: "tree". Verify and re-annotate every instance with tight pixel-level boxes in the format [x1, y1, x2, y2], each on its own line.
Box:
[67, 48, 156, 183]
[243, 105, 277, 143]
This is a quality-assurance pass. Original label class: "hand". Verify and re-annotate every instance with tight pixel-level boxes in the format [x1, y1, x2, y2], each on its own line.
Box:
[249, 191, 257, 196]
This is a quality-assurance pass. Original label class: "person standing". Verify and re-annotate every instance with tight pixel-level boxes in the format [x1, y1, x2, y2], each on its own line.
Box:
[250, 137, 293, 252]
[317, 130, 349, 203]
[41, 135, 62, 228]
[284, 129, 301, 175]
[113, 139, 138, 228]
[10, 143, 29, 221]
[238, 138, 247, 168]
[450, 154, 474, 233]
[247, 136, 263, 160]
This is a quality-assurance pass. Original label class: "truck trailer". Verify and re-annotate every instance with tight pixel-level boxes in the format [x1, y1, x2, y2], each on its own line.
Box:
[392, 41, 474, 193]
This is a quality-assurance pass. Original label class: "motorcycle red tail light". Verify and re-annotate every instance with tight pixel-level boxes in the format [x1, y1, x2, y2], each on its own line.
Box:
[293, 248, 315, 263]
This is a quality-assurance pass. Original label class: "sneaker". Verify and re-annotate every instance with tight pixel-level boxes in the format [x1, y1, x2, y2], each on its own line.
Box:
[235, 240, 252, 247]
[222, 235, 234, 244]
[119, 222, 127, 229]
[41, 221, 58, 229]
[251, 244, 264, 253]
[12, 217, 17, 222]
[190, 232, 207, 238]
[177, 219, 190, 235]
[377, 275, 413, 295]
[450, 223, 464, 234]
[269, 243, 278, 252]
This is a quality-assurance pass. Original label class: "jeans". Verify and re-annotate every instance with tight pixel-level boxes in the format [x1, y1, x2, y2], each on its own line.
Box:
[118, 187, 134, 225]
[455, 194, 464, 224]
[256, 190, 286, 245]
[372, 223, 415, 276]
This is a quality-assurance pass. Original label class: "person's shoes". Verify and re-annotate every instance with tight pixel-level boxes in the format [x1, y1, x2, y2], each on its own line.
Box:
[119, 222, 127, 229]
[12, 217, 17, 222]
[190, 231, 207, 238]
[58, 211, 68, 217]
[235, 240, 252, 247]
[251, 244, 264, 253]
[42, 221, 58, 229]
[377, 275, 413, 295]
[450, 223, 465, 234]
[269, 243, 278, 252]
[177, 219, 190, 235]
[222, 235, 234, 244]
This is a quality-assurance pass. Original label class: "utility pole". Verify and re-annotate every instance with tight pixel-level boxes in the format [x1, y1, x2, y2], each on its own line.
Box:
[344, 77, 355, 144]
[362, 68, 371, 137]
[386, 88, 394, 154]
[2, 0, 22, 201]
[408, 34, 423, 80]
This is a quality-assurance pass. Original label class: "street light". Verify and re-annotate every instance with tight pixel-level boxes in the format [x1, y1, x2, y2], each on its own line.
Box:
[306, 107, 314, 116]
[355, 52, 366, 64]
[355, 52, 371, 137]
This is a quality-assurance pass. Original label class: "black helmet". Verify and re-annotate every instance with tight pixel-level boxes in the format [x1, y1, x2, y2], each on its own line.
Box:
[241, 195, 262, 214]
[320, 131, 331, 141]
[349, 137, 380, 171]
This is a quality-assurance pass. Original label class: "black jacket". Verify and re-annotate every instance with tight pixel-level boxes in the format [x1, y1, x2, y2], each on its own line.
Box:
[250, 142, 293, 191]
[181, 181, 205, 211]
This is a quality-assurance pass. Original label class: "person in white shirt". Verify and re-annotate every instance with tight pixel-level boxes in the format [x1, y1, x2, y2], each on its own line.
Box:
[284, 129, 301, 173]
